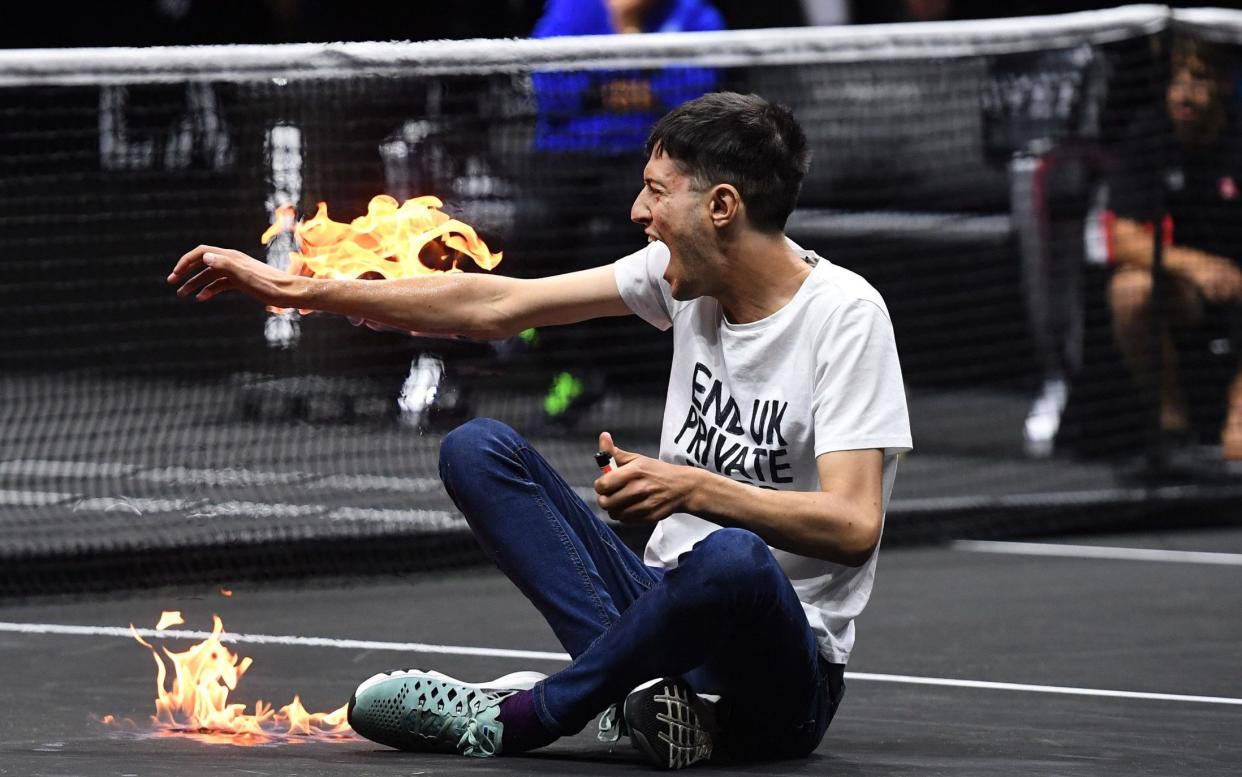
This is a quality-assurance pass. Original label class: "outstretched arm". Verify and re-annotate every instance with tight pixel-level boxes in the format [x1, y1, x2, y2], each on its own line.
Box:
[168, 245, 632, 339]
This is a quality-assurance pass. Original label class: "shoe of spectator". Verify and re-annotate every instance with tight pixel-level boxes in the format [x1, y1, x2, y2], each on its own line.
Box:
[263, 311, 300, 349]
[1023, 377, 1068, 458]
[348, 669, 545, 756]
[398, 354, 470, 431]
[1124, 430, 1242, 484]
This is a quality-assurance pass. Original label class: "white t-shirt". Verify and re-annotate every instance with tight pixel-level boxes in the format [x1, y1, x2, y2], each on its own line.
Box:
[613, 240, 912, 664]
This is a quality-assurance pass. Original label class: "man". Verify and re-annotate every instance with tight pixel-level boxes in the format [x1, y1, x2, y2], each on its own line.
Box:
[169, 92, 912, 768]
[1106, 36, 1242, 461]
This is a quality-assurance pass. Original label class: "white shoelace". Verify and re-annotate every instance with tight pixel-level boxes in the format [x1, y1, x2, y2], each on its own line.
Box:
[597, 703, 622, 743]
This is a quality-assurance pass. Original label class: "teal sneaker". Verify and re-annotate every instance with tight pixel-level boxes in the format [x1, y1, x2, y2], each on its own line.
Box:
[347, 669, 545, 756]
[622, 677, 718, 769]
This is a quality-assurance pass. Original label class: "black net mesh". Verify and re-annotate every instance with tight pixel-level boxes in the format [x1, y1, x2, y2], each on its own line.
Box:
[2, 7, 1241, 594]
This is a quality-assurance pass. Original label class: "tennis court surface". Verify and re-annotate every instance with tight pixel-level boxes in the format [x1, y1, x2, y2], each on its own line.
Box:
[5, 6, 1242, 776]
[3, 526, 1239, 777]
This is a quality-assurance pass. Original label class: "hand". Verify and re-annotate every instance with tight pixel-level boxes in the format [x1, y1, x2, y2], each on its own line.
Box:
[168, 245, 304, 308]
[594, 431, 697, 524]
[1182, 255, 1242, 303]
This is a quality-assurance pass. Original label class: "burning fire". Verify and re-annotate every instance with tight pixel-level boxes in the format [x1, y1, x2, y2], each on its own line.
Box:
[261, 194, 503, 314]
[112, 611, 352, 744]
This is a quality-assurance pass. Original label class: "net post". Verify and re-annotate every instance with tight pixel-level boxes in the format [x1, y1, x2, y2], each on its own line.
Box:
[1145, 19, 1173, 479]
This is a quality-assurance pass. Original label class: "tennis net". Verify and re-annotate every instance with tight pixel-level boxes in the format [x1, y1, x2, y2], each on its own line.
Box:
[2, 5, 1240, 594]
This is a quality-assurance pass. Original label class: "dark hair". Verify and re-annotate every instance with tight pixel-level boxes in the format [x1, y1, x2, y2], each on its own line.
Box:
[645, 92, 810, 233]
[1170, 34, 1234, 83]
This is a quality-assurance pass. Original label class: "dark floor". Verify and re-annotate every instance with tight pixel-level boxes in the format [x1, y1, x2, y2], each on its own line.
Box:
[2, 527, 1240, 776]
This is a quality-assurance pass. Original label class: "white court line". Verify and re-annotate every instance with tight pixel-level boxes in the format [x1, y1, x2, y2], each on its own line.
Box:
[844, 672, 1242, 705]
[0, 460, 141, 479]
[0, 621, 570, 662]
[0, 458, 439, 495]
[954, 540, 1242, 566]
[0, 488, 463, 529]
[3, 621, 1241, 707]
[0, 489, 76, 506]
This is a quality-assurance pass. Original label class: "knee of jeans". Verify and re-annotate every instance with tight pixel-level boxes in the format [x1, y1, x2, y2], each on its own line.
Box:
[438, 417, 516, 483]
[692, 528, 782, 588]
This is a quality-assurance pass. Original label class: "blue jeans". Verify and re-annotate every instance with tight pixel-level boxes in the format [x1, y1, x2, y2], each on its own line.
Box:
[439, 418, 845, 759]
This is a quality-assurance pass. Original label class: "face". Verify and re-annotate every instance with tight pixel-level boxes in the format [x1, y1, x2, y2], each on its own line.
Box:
[631, 151, 718, 300]
[1167, 55, 1226, 141]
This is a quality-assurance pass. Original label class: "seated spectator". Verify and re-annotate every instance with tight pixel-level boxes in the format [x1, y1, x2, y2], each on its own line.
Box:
[1105, 35, 1242, 461]
[515, 0, 725, 432]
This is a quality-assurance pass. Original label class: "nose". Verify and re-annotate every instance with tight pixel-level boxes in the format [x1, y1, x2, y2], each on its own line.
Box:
[631, 189, 650, 226]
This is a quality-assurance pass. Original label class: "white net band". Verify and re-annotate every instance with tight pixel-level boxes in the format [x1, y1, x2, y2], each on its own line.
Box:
[0, 4, 1182, 87]
[1174, 7, 1242, 43]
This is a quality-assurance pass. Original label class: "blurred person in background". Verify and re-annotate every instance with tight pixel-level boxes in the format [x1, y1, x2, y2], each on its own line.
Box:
[514, 0, 725, 433]
[1105, 35, 1242, 465]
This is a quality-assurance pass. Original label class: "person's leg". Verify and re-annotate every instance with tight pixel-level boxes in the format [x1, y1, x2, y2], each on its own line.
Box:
[438, 417, 658, 656]
[534, 528, 833, 758]
[350, 418, 666, 756]
[1108, 267, 1202, 433]
[1221, 367, 1242, 460]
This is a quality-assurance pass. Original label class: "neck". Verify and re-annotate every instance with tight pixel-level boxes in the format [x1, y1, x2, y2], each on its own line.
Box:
[715, 230, 812, 325]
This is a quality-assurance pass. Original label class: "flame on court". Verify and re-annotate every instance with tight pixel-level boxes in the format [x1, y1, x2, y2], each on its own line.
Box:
[110, 611, 352, 744]
[260, 194, 503, 314]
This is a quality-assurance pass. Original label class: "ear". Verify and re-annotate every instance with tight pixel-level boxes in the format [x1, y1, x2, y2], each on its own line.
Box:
[708, 184, 742, 229]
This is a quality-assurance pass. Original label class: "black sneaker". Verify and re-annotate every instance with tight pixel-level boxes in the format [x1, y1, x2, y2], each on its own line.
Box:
[622, 677, 717, 769]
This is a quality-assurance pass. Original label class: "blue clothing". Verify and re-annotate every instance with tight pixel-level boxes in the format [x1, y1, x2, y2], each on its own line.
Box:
[439, 418, 844, 758]
[531, 0, 725, 153]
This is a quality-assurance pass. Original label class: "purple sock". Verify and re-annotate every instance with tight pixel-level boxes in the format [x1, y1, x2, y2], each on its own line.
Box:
[497, 689, 558, 754]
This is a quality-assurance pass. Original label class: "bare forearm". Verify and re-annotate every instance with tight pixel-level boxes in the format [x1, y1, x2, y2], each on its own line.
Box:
[685, 469, 881, 566]
[298, 273, 517, 339]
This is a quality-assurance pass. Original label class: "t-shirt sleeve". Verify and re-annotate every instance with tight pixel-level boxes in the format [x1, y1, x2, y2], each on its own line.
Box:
[811, 299, 913, 457]
[614, 242, 677, 331]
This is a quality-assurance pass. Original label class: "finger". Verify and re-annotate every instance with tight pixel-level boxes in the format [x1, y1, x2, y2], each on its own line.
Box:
[168, 245, 207, 284]
[598, 431, 614, 455]
[168, 245, 223, 284]
[595, 456, 644, 495]
[176, 268, 222, 298]
[594, 470, 623, 496]
[610, 496, 663, 524]
[195, 276, 235, 301]
[599, 491, 642, 516]
[597, 480, 648, 512]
